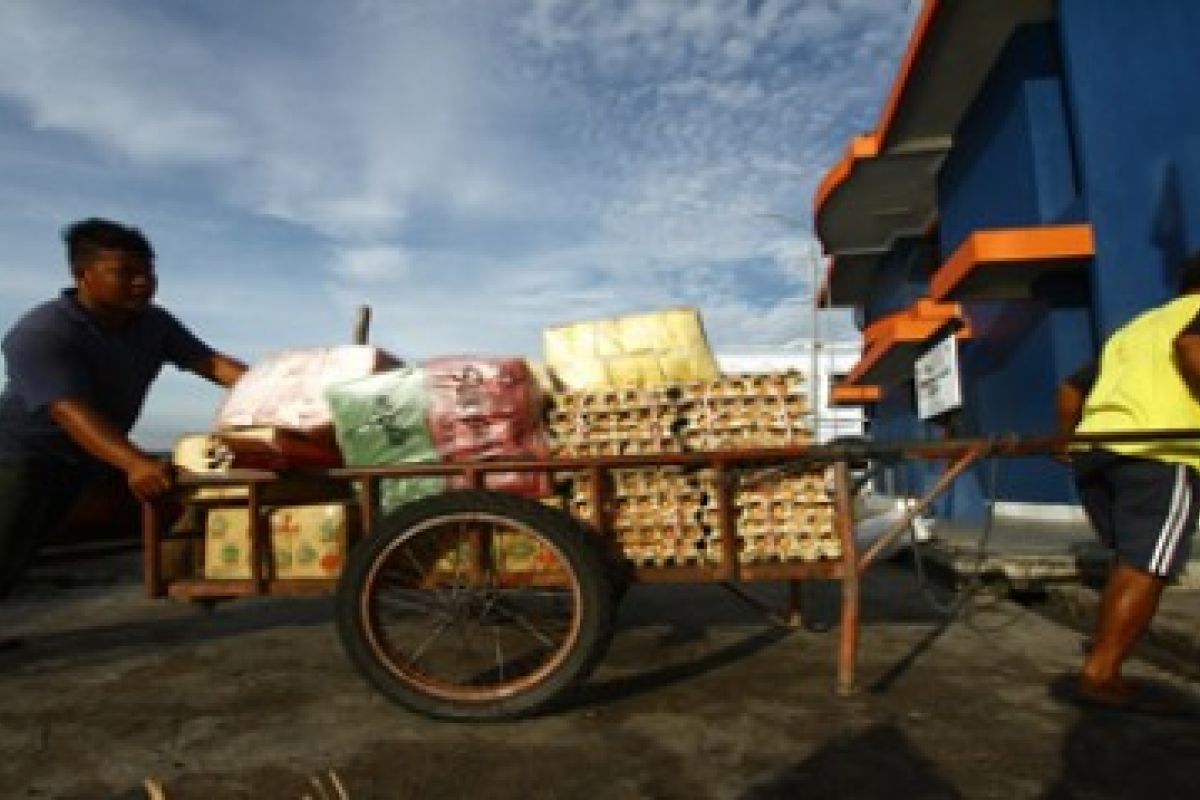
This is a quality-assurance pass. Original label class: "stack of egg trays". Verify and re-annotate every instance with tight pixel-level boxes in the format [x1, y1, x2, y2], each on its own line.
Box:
[546, 372, 812, 456]
[563, 465, 838, 567]
[546, 373, 838, 566]
[566, 467, 716, 566]
[724, 468, 841, 564]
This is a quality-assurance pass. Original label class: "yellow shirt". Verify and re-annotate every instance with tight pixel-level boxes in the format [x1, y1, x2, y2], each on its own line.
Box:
[1077, 293, 1200, 469]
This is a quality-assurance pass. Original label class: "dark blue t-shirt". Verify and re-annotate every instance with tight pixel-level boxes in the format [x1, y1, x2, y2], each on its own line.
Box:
[0, 290, 214, 463]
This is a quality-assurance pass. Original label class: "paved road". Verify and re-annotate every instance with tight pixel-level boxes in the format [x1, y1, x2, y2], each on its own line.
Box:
[2, 554, 1198, 799]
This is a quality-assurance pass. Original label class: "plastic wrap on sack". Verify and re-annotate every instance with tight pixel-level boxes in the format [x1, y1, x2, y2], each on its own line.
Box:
[325, 368, 445, 512]
[423, 356, 553, 498]
[216, 345, 401, 432]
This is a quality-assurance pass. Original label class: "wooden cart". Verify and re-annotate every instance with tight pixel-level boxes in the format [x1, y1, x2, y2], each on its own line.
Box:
[142, 432, 1155, 721]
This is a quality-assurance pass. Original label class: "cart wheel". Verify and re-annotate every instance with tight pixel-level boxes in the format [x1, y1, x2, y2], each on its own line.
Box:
[336, 490, 614, 721]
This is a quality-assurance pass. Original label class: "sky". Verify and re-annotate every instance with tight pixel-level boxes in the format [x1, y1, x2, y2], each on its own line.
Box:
[0, 0, 919, 449]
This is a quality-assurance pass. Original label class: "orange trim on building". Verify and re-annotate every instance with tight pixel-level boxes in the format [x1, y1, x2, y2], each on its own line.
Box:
[929, 224, 1095, 301]
[845, 339, 892, 387]
[813, 0, 940, 217]
[860, 298, 967, 345]
[874, 0, 942, 149]
[812, 134, 881, 219]
[830, 384, 883, 405]
[845, 298, 970, 386]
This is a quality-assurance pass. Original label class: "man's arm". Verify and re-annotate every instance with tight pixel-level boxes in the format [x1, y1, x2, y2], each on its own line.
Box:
[1056, 381, 1088, 435]
[1054, 362, 1097, 462]
[189, 352, 248, 388]
[49, 398, 173, 500]
[1057, 362, 1097, 434]
[1175, 308, 1200, 400]
[1175, 333, 1200, 400]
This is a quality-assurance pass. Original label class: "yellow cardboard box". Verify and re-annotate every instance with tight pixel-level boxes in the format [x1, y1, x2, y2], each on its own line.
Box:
[203, 503, 352, 580]
[543, 307, 720, 390]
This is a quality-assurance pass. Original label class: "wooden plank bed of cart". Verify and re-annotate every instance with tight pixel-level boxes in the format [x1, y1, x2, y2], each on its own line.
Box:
[140, 432, 1174, 722]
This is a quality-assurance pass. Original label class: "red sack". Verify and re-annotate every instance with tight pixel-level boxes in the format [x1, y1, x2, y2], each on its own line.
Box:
[423, 357, 552, 497]
[217, 426, 344, 470]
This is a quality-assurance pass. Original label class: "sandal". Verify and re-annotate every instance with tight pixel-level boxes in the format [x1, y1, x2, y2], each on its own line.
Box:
[1049, 673, 1200, 719]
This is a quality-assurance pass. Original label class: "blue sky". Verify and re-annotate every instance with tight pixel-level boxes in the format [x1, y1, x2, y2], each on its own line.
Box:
[0, 0, 918, 448]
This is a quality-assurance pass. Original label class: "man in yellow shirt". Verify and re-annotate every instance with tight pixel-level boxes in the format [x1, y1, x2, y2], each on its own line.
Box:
[1057, 251, 1200, 711]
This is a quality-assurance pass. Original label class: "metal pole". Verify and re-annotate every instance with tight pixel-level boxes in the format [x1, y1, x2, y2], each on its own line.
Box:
[810, 245, 821, 444]
[857, 445, 987, 572]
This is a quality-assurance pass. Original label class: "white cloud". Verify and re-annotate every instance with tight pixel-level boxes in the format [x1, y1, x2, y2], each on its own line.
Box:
[0, 3, 248, 164]
[333, 246, 411, 283]
[0, 263, 54, 326]
[0, 0, 914, 437]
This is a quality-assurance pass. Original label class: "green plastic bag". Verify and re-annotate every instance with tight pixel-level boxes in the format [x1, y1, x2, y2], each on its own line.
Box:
[325, 367, 445, 512]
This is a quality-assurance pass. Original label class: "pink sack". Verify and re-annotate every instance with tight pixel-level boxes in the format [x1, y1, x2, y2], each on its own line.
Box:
[216, 346, 401, 433]
[423, 357, 552, 497]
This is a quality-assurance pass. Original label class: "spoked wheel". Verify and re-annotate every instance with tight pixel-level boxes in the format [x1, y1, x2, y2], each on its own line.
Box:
[336, 491, 615, 721]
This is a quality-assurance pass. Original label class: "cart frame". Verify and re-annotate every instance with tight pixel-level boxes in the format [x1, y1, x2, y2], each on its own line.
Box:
[139, 429, 1198, 710]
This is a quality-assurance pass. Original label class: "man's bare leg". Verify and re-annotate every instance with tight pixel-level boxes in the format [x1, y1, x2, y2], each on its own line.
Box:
[1079, 562, 1166, 699]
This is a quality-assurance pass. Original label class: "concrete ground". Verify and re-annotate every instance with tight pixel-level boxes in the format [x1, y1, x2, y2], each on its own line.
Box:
[926, 515, 1200, 681]
[2, 550, 1199, 800]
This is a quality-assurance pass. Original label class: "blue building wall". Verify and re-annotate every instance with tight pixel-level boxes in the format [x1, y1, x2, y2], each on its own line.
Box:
[868, 23, 1097, 516]
[946, 23, 1094, 509]
[867, 376, 955, 507]
[861, 238, 937, 327]
[936, 24, 1079, 254]
[1058, 0, 1200, 336]
[865, 6, 1200, 517]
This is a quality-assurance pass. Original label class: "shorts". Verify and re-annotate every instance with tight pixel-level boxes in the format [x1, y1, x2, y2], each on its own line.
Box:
[1073, 449, 1200, 578]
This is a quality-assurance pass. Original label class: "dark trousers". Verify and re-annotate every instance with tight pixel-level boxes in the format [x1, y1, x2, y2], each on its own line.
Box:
[0, 461, 93, 599]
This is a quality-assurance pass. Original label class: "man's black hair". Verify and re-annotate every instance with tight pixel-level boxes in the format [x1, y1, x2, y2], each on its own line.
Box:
[62, 218, 154, 274]
[1180, 250, 1200, 293]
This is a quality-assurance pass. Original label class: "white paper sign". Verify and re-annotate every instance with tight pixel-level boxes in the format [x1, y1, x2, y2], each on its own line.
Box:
[915, 333, 961, 420]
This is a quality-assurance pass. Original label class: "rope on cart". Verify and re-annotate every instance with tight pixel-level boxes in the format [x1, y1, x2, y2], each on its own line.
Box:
[905, 448, 1001, 617]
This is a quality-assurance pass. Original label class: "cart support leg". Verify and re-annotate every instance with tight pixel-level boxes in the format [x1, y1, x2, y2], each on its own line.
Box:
[141, 500, 164, 598]
[248, 482, 268, 595]
[856, 445, 985, 573]
[838, 574, 860, 696]
[786, 580, 803, 628]
[833, 460, 859, 696]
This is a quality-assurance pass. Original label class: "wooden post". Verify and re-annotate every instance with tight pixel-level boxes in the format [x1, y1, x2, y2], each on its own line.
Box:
[464, 468, 491, 583]
[589, 465, 608, 537]
[353, 305, 371, 345]
[141, 500, 164, 598]
[716, 462, 739, 581]
[248, 482, 268, 594]
[464, 467, 483, 491]
[358, 475, 378, 545]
